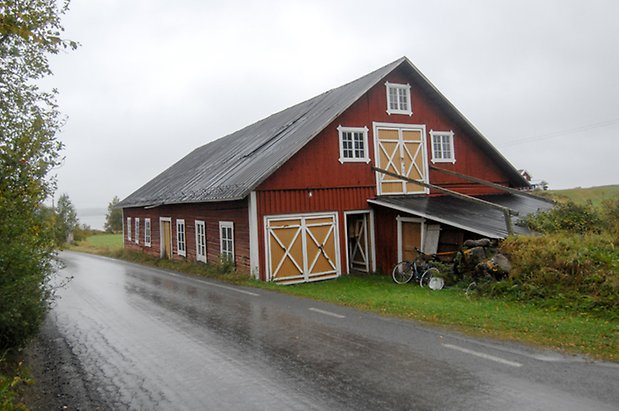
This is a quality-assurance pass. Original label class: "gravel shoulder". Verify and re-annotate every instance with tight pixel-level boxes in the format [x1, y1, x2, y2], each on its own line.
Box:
[22, 313, 106, 410]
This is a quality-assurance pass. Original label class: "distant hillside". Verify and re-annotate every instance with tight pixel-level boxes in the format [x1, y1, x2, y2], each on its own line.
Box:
[536, 185, 619, 207]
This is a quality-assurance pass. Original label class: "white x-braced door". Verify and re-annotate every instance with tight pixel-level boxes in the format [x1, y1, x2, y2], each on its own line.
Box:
[374, 124, 428, 195]
[266, 213, 340, 284]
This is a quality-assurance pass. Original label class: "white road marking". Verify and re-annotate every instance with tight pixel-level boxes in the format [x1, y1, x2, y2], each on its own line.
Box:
[309, 307, 345, 319]
[162, 270, 260, 296]
[442, 344, 523, 368]
[202, 281, 261, 296]
[445, 335, 587, 363]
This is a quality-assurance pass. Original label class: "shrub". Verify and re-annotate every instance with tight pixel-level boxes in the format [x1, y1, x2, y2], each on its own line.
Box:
[0, 208, 56, 350]
[599, 198, 619, 239]
[0, 355, 30, 411]
[470, 200, 619, 320]
[520, 201, 604, 234]
[487, 233, 618, 319]
[429, 260, 460, 286]
[72, 225, 97, 242]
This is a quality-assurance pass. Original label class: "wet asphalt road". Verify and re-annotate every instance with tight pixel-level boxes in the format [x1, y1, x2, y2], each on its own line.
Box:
[49, 251, 619, 410]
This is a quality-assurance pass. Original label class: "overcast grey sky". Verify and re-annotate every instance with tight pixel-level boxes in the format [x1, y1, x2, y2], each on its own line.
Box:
[46, 0, 619, 219]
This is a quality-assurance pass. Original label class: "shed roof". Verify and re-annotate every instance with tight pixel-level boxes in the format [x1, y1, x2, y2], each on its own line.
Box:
[368, 193, 554, 239]
[119, 57, 528, 208]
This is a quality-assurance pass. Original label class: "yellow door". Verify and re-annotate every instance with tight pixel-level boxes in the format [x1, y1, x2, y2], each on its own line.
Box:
[267, 218, 304, 282]
[161, 220, 172, 259]
[266, 214, 339, 284]
[376, 126, 427, 194]
[401, 221, 422, 261]
[305, 216, 338, 280]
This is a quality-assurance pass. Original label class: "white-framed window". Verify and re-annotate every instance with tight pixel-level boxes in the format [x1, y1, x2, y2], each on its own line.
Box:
[176, 219, 186, 257]
[219, 221, 234, 262]
[430, 130, 456, 163]
[134, 218, 140, 244]
[337, 125, 370, 163]
[144, 218, 151, 247]
[195, 220, 206, 263]
[126, 217, 132, 241]
[385, 82, 412, 115]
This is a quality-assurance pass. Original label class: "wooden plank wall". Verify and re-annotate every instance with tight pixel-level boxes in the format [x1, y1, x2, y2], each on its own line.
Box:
[123, 200, 250, 273]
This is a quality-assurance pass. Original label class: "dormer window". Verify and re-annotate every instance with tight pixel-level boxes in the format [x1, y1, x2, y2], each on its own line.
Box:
[385, 82, 412, 115]
[338, 126, 370, 163]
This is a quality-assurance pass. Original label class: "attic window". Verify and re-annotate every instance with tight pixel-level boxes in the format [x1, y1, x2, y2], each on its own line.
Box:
[337, 126, 370, 163]
[385, 82, 412, 115]
[430, 130, 455, 163]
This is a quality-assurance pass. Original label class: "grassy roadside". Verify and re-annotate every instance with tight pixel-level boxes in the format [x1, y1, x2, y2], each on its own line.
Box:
[70, 234, 618, 362]
[0, 352, 30, 411]
[252, 275, 618, 361]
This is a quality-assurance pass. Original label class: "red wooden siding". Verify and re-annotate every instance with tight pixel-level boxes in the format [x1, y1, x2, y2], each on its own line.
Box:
[255, 186, 375, 280]
[260, 66, 511, 196]
[254, 66, 518, 277]
[372, 206, 400, 274]
[256, 187, 375, 214]
[123, 63, 519, 281]
[123, 201, 250, 273]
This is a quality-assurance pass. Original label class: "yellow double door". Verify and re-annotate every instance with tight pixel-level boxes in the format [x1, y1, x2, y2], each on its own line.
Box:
[375, 125, 428, 195]
[266, 214, 339, 284]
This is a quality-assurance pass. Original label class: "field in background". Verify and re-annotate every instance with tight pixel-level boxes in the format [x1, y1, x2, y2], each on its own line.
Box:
[70, 233, 123, 254]
[539, 184, 619, 206]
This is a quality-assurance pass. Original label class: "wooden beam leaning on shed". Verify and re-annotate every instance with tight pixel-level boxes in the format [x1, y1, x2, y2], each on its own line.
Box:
[428, 165, 547, 200]
[372, 167, 517, 235]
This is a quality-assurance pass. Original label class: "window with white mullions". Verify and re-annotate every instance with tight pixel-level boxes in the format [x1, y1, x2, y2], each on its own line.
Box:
[134, 218, 140, 244]
[126, 217, 131, 241]
[219, 221, 234, 262]
[176, 219, 186, 257]
[195, 220, 206, 263]
[430, 130, 455, 163]
[385, 82, 412, 115]
[144, 218, 151, 247]
[338, 125, 369, 163]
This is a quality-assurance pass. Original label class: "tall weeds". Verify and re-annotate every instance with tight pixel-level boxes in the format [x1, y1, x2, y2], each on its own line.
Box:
[480, 200, 619, 320]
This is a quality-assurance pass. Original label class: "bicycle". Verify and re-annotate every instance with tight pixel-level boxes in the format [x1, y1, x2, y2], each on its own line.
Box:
[391, 248, 446, 289]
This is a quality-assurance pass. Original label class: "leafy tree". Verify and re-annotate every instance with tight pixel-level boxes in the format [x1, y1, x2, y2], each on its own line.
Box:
[54, 193, 78, 244]
[0, 0, 76, 350]
[104, 195, 123, 233]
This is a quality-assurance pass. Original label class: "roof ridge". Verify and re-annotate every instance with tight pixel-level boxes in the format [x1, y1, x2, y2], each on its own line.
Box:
[118, 56, 525, 209]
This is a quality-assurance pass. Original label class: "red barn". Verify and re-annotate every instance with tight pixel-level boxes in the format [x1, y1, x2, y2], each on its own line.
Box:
[118, 57, 552, 284]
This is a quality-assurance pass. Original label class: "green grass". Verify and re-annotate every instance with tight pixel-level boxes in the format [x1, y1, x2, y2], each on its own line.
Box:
[252, 274, 618, 361]
[538, 184, 619, 207]
[69, 233, 123, 253]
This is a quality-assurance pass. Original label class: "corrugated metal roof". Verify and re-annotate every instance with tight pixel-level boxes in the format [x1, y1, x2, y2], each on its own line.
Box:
[118, 57, 528, 208]
[368, 194, 554, 239]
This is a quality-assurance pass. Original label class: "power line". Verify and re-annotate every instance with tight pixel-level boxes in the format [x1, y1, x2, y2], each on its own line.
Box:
[501, 117, 619, 147]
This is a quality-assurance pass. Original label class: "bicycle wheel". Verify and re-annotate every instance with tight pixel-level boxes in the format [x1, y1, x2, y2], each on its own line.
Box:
[465, 281, 477, 297]
[420, 267, 443, 290]
[392, 261, 414, 284]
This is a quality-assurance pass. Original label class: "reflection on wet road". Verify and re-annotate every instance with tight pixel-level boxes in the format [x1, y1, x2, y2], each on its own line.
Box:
[53, 252, 619, 410]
